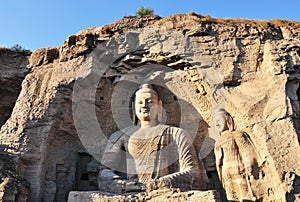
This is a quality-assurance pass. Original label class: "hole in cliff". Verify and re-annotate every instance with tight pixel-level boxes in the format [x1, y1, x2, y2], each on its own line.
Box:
[223, 80, 241, 87]
[75, 152, 98, 191]
[207, 172, 213, 178]
[80, 173, 89, 181]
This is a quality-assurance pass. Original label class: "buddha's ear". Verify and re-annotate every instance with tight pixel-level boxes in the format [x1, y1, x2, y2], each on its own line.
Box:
[157, 100, 164, 123]
[158, 99, 163, 106]
[226, 113, 235, 131]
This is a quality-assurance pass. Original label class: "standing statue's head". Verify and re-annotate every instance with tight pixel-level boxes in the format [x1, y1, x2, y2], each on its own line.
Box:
[135, 84, 163, 127]
[213, 108, 235, 133]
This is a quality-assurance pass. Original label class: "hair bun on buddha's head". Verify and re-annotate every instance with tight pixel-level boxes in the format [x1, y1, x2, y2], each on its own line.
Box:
[136, 84, 158, 97]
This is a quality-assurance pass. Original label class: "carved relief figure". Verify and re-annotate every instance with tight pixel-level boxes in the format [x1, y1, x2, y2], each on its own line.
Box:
[98, 84, 208, 193]
[214, 108, 262, 201]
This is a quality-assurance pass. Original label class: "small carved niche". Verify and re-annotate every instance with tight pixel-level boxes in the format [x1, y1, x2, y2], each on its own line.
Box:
[75, 152, 99, 191]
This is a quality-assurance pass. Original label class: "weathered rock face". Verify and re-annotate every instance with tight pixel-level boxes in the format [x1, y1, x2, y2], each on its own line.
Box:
[0, 49, 30, 201]
[0, 49, 29, 126]
[0, 13, 300, 201]
[0, 146, 30, 201]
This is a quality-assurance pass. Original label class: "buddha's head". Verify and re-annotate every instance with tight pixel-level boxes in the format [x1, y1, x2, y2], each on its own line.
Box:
[213, 108, 235, 133]
[135, 84, 162, 124]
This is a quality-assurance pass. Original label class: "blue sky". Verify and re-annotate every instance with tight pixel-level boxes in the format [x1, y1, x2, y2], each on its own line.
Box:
[1, 0, 300, 51]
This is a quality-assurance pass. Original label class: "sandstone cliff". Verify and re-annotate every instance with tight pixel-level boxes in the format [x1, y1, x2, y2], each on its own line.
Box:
[0, 13, 300, 201]
[0, 49, 30, 201]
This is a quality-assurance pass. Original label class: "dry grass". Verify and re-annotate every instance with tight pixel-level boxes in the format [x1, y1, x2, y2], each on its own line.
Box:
[0, 47, 31, 56]
[189, 12, 300, 28]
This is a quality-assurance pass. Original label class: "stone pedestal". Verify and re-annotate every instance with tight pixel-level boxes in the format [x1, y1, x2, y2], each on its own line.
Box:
[68, 189, 220, 202]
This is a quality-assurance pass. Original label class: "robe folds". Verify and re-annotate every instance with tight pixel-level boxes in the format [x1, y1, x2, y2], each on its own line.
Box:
[100, 124, 208, 191]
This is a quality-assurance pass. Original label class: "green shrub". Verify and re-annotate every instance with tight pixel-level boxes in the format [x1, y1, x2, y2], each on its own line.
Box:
[136, 6, 154, 16]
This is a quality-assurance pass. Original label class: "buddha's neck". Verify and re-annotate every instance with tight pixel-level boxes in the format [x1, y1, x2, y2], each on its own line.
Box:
[140, 120, 158, 128]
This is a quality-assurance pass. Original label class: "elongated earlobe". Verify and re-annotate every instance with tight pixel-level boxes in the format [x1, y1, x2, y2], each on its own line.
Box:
[226, 113, 235, 131]
[159, 100, 162, 107]
[157, 100, 163, 123]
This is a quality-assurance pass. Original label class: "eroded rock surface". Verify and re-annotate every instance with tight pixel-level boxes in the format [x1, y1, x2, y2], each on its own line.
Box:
[0, 13, 299, 201]
[68, 189, 220, 202]
[0, 146, 30, 201]
[0, 49, 30, 201]
[0, 49, 29, 127]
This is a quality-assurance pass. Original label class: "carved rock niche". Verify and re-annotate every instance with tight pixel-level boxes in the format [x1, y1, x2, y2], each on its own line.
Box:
[71, 49, 282, 201]
[76, 50, 218, 188]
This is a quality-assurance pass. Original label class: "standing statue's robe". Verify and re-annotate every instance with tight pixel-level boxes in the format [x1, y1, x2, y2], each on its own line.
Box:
[215, 131, 261, 201]
[100, 124, 208, 192]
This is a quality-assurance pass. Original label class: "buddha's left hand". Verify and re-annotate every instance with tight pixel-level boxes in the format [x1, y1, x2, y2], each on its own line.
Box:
[124, 180, 146, 192]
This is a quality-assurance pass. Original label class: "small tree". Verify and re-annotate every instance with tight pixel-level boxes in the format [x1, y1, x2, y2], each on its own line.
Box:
[136, 6, 154, 16]
[11, 44, 25, 51]
[10, 44, 31, 55]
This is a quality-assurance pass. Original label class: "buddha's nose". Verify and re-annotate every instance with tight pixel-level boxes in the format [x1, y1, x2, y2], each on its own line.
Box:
[141, 101, 147, 108]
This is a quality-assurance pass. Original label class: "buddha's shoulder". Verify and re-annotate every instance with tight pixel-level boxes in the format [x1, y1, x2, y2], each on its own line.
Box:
[215, 130, 245, 146]
[158, 124, 187, 134]
[109, 126, 139, 142]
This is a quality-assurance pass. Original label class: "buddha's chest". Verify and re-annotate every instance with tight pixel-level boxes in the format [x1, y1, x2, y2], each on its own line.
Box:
[128, 134, 162, 158]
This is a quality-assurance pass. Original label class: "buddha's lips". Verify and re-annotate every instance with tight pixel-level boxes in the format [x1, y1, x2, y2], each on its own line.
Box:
[141, 109, 149, 113]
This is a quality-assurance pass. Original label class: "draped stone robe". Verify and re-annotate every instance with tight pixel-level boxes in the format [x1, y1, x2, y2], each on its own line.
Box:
[214, 131, 261, 201]
[99, 124, 208, 191]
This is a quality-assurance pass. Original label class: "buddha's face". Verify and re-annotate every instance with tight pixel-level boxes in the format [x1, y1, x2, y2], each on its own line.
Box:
[135, 92, 159, 122]
[213, 112, 227, 133]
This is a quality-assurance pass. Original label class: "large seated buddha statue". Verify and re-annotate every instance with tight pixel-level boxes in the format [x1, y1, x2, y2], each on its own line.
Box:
[98, 84, 208, 193]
